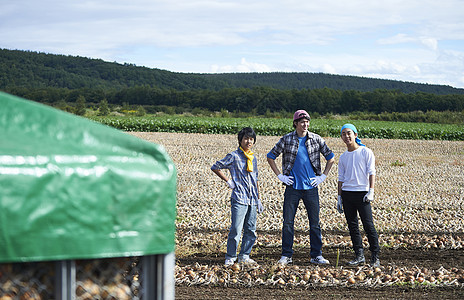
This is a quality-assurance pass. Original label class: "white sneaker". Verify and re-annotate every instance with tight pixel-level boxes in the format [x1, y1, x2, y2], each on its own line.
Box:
[224, 258, 236, 266]
[277, 256, 293, 265]
[238, 257, 257, 264]
[310, 255, 330, 265]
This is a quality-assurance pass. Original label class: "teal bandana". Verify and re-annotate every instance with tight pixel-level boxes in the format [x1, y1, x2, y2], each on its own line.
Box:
[341, 124, 365, 146]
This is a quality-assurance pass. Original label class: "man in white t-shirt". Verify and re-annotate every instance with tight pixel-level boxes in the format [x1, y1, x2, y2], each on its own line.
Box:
[337, 123, 380, 267]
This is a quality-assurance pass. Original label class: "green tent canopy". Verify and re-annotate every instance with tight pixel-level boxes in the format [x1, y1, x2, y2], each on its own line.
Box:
[0, 92, 177, 262]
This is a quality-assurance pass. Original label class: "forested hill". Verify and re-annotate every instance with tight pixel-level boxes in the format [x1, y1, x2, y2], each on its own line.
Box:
[0, 49, 223, 91]
[2, 48, 464, 95]
[203, 73, 464, 95]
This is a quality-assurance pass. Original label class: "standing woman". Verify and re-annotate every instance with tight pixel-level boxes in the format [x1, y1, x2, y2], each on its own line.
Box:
[337, 124, 380, 267]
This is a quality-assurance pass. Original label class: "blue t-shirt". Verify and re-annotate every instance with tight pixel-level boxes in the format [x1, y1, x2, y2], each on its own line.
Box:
[290, 136, 316, 190]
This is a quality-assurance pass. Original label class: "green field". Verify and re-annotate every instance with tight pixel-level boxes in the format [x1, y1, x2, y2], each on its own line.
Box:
[90, 115, 464, 141]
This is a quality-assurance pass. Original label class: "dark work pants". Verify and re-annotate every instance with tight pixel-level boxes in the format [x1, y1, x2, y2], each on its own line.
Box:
[342, 191, 380, 254]
[282, 186, 322, 258]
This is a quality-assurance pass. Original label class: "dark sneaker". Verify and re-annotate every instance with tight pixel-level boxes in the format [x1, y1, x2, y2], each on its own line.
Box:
[347, 255, 365, 266]
[370, 253, 380, 267]
[347, 249, 365, 266]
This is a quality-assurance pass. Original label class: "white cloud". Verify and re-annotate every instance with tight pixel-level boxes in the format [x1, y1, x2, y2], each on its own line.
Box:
[378, 34, 416, 45]
[320, 64, 337, 75]
[420, 38, 438, 51]
[378, 34, 438, 51]
[1, 0, 464, 87]
[211, 58, 272, 73]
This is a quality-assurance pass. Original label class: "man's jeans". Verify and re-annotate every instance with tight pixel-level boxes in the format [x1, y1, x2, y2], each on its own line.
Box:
[282, 186, 322, 258]
[226, 202, 257, 260]
[341, 191, 380, 254]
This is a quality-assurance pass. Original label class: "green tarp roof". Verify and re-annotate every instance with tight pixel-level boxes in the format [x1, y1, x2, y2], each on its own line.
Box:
[0, 92, 176, 262]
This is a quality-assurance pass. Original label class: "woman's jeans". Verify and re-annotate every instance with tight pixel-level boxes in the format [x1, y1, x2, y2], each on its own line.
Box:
[341, 191, 380, 254]
[282, 186, 322, 259]
[226, 202, 257, 260]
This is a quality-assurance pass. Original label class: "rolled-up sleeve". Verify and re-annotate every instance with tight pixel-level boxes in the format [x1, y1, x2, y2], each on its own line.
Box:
[211, 153, 234, 170]
[320, 137, 334, 161]
[268, 137, 285, 159]
[267, 151, 277, 160]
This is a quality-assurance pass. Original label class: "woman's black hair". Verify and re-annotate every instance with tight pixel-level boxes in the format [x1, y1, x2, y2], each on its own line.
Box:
[238, 127, 256, 145]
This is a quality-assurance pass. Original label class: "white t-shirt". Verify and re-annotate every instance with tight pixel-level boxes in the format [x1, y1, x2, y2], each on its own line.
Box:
[338, 146, 376, 192]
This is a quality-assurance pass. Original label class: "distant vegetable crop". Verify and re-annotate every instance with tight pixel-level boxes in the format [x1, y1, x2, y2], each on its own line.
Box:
[90, 115, 464, 141]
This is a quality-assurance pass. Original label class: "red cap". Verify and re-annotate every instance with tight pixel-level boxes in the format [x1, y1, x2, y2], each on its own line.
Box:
[293, 110, 310, 121]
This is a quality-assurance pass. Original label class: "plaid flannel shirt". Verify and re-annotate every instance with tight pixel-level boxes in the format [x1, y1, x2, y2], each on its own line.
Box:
[268, 131, 334, 176]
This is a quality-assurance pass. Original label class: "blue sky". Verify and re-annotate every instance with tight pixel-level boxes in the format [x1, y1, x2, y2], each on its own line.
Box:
[1, 0, 463, 88]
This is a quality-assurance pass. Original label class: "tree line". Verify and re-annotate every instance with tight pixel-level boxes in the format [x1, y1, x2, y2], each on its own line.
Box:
[2, 48, 464, 94]
[1, 48, 464, 119]
[5, 85, 464, 116]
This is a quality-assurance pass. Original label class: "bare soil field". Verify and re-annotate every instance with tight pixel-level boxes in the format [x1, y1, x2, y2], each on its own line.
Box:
[130, 132, 464, 299]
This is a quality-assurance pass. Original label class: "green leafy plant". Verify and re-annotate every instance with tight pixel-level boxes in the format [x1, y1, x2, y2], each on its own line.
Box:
[391, 160, 407, 167]
[89, 115, 464, 141]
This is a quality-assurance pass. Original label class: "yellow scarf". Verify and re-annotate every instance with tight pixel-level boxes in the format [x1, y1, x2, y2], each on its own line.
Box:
[240, 146, 254, 172]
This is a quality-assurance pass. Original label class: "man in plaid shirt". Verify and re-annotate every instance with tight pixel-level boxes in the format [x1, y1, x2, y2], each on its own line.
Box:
[267, 110, 335, 265]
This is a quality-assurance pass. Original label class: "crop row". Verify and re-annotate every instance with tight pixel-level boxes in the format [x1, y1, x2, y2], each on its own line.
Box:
[91, 116, 464, 141]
